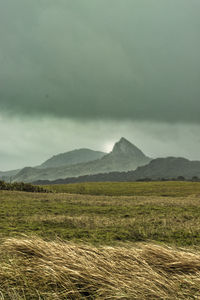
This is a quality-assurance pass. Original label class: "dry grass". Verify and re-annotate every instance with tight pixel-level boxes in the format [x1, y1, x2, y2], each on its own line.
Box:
[0, 237, 200, 299]
[27, 214, 139, 229]
[1, 184, 200, 298]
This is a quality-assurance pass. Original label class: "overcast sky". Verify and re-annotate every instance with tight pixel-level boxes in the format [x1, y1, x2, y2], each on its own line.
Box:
[0, 0, 200, 170]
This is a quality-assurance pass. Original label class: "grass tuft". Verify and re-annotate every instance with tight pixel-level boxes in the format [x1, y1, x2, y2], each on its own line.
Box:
[0, 237, 200, 299]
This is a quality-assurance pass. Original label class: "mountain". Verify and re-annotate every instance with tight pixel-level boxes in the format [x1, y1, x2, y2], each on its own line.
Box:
[0, 169, 20, 181]
[102, 137, 150, 171]
[1, 149, 105, 182]
[35, 156, 200, 184]
[131, 157, 200, 180]
[38, 148, 106, 169]
[13, 138, 151, 183]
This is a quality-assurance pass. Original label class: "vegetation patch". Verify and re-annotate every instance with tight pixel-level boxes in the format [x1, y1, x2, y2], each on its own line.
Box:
[0, 180, 48, 193]
[0, 237, 200, 299]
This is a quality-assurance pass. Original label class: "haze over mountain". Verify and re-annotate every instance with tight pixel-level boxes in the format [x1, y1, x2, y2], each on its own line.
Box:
[0, 169, 20, 182]
[38, 149, 106, 169]
[12, 138, 151, 183]
[0, 149, 106, 180]
[36, 157, 200, 185]
[132, 157, 200, 180]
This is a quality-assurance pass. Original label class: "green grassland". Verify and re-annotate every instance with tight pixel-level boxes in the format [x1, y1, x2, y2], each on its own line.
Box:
[1, 181, 200, 246]
[1, 182, 200, 299]
[46, 181, 200, 197]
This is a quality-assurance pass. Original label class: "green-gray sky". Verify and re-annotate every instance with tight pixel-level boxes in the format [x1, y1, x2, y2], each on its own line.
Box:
[0, 0, 200, 170]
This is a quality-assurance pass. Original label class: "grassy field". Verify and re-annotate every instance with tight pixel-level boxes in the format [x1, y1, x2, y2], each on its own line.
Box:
[0, 187, 200, 246]
[46, 181, 200, 197]
[1, 182, 200, 298]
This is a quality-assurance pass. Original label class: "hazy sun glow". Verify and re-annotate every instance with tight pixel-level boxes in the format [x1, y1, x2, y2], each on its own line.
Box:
[103, 142, 115, 153]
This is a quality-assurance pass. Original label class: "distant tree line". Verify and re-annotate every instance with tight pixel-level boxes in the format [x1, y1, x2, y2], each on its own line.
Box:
[136, 176, 200, 182]
[35, 174, 200, 186]
[0, 180, 48, 193]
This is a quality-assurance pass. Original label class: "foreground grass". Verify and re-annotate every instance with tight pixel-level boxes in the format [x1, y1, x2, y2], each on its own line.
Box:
[46, 181, 200, 197]
[0, 237, 200, 299]
[1, 184, 200, 299]
[1, 190, 200, 246]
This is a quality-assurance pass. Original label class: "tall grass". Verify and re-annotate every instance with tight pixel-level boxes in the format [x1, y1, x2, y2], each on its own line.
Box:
[0, 237, 200, 299]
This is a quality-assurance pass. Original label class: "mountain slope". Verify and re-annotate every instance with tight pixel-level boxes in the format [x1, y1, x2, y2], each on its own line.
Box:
[13, 138, 151, 183]
[0, 169, 20, 181]
[1, 149, 105, 182]
[39, 148, 106, 169]
[132, 157, 200, 180]
[34, 157, 200, 184]
[100, 137, 151, 171]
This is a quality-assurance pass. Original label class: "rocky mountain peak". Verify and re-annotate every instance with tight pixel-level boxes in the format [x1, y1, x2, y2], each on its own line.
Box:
[111, 137, 146, 158]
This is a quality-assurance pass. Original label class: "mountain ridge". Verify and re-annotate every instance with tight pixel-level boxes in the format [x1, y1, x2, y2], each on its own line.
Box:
[34, 156, 200, 185]
[0, 169, 21, 181]
[38, 148, 106, 169]
[12, 137, 151, 183]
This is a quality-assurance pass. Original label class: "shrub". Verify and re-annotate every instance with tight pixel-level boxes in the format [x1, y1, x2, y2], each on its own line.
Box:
[0, 180, 47, 193]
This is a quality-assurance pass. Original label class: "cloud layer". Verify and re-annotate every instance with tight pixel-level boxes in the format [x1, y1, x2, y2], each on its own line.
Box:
[1, 1, 200, 170]
[0, 0, 200, 122]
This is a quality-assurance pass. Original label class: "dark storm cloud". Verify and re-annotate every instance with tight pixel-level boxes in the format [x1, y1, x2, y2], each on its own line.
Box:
[0, 0, 200, 122]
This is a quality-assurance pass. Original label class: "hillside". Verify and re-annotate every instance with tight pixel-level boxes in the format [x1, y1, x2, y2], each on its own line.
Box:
[39, 148, 106, 168]
[13, 138, 151, 183]
[35, 156, 200, 184]
[132, 156, 200, 180]
[0, 169, 20, 181]
[1, 149, 105, 182]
